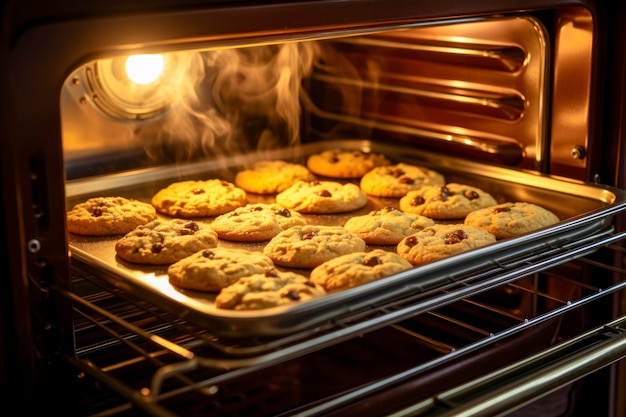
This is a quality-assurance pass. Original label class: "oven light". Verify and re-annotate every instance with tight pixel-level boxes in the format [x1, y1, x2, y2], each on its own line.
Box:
[125, 54, 165, 85]
[70, 50, 201, 121]
[75, 52, 186, 120]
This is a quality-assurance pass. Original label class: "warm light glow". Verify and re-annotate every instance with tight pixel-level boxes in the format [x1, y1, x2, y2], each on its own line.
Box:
[125, 54, 165, 85]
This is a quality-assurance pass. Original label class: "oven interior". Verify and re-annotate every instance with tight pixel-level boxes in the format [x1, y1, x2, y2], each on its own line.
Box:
[62, 11, 591, 180]
[14, 2, 626, 416]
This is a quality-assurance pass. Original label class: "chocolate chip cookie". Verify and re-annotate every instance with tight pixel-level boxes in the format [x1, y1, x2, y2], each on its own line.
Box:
[360, 163, 445, 197]
[263, 224, 366, 269]
[397, 223, 496, 266]
[167, 248, 275, 292]
[210, 203, 307, 242]
[399, 183, 498, 219]
[151, 179, 247, 218]
[306, 149, 391, 178]
[464, 202, 560, 239]
[310, 249, 413, 292]
[234, 160, 316, 194]
[67, 196, 157, 236]
[275, 180, 368, 214]
[343, 206, 435, 245]
[215, 269, 326, 310]
[114, 219, 218, 265]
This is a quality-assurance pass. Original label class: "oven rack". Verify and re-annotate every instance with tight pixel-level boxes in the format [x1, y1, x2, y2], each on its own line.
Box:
[55, 228, 626, 416]
[391, 315, 626, 417]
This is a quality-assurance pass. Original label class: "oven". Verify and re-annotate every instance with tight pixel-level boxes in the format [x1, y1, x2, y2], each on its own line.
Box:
[1, 0, 626, 416]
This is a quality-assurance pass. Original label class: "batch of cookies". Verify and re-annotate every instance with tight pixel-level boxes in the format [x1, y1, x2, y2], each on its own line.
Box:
[67, 149, 560, 312]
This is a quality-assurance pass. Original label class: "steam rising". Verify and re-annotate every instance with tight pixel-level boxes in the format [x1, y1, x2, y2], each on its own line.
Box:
[148, 41, 321, 162]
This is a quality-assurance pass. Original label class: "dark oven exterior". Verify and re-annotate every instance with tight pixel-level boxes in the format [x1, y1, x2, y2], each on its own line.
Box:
[1, 0, 626, 416]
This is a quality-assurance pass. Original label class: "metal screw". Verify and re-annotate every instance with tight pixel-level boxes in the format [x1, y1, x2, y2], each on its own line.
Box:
[570, 146, 586, 160]
[27, 239, 41, 253]
[593, 173, 601, 184]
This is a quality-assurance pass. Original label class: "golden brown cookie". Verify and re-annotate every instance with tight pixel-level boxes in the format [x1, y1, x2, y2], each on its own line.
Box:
[360, 163, 445, 197]
[263, 225, 366, 269]
[210, 203, 307, 242]
[275, 180, 368, 214]
[310, 249, 413, 293]
[234, 160, 316, 194]
[343, 206, 435, 245]
[66, 196, 157, 236]
[167, 248, 275, 292]
[114, 219, 218, 265]
[151, 179, 247, 218]
[306, 149, 391, 178]
[463, 202, 560, 240]
[397, 224, 496, 266]
[399, 183, 498, 219]
[215, 269, 326, 310]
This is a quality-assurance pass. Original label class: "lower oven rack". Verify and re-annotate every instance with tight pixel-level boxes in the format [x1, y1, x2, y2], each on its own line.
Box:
[55, 228, 626, 416]
[390, 315, 626, 417]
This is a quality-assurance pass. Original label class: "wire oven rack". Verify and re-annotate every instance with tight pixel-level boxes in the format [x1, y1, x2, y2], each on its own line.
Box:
[54, 227, 626, 417]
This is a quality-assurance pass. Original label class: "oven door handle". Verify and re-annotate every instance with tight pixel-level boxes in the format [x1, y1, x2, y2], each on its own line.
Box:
[390, 316, 626, 417]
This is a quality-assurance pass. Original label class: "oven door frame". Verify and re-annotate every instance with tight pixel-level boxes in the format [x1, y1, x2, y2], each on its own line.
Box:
[1, 0, 624, 414]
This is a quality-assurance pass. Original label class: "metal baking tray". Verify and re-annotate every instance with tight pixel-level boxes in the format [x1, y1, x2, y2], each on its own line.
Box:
[66, 140, 626, 338]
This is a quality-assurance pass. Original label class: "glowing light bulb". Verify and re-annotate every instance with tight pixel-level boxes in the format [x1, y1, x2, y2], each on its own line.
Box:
[125, 54, 164, 85]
